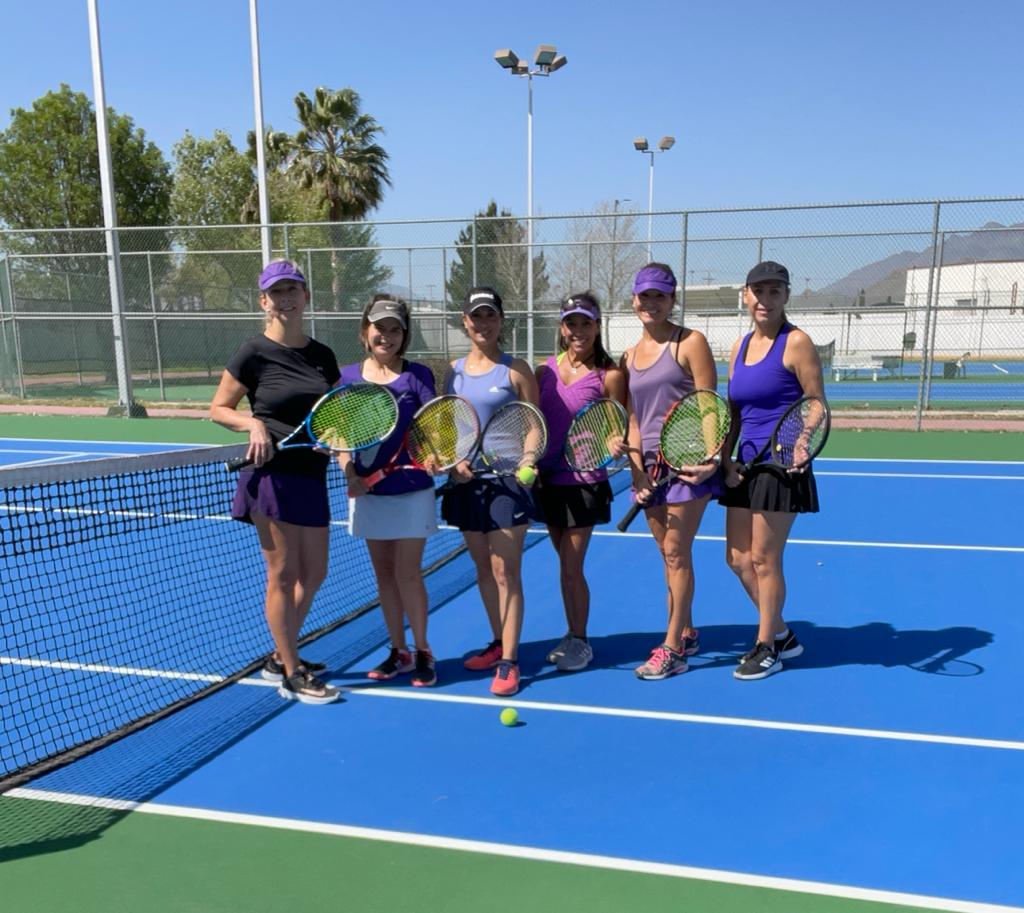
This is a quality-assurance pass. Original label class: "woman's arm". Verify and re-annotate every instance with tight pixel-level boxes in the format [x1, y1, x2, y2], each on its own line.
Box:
[210, 370, 274, 467]
[678, 328, 718, 390]
[509, 358, 540, 405]
[784, 329, 826, 399]
[720, 339, 745, 488]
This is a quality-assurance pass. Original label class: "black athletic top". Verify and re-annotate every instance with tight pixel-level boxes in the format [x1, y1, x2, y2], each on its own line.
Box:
[226, 334, 340, 477]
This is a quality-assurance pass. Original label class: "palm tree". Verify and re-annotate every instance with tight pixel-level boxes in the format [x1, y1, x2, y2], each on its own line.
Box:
[281, 87, 391, 307]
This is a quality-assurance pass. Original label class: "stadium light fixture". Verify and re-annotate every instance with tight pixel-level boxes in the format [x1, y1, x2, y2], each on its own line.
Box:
[491, 43, 569, 364]
[634, 133, 676, 257]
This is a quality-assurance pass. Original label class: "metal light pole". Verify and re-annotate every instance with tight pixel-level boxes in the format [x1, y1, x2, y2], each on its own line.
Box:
[249, 0, 271, 265]
[494, 45, 568, 365]
[610, 197, 630, 310]
[633, 136, 675, 260]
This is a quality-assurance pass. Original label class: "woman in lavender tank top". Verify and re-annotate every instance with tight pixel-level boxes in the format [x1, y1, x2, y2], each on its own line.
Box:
[337, 295, 439, 688]
[441, 287, 540, 698]
[720, 261, 826, 681]
[535, 292, 627, 673]
[624, 263, 722, 682]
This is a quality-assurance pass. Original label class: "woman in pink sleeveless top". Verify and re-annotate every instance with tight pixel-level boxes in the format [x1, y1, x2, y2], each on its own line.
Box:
[535, 292, 627, 673]
[624, 263, 721, 681]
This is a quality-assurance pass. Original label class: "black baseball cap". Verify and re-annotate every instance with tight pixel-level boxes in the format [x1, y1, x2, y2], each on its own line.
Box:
[745, 261, 790, 286]
[463, 288, 503, 315]
[366, 298, 408, 328]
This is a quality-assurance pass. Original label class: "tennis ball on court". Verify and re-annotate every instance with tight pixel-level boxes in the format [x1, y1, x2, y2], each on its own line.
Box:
[516, 466, 537, 486]
[500, 707, 519, 727]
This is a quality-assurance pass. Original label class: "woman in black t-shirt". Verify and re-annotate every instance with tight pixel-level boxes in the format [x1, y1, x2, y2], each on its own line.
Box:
[210, 260, 341, 705]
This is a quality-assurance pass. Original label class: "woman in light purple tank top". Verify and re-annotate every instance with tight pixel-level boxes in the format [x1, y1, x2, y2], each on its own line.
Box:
[625, 263, 721, 682]
[441, 286, 540, 698]
[535, 292, 627, 673]
[720, 261, 826, 682]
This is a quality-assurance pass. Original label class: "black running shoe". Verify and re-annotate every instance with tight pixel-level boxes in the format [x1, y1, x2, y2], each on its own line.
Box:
[261, 654, 328, 682]
[411, 650, 437, 688]
[367, 648, 414, 681]
[734, 642, 782, 681]
[278, 668, 340, 704]
[738, 628, 803, 664]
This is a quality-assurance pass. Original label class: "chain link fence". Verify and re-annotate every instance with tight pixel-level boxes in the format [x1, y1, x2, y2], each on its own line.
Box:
[1, 198, 1022, 428]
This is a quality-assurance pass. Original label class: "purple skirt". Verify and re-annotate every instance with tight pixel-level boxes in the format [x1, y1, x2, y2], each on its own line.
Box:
[630, 462, 723, 507]
[231, 469, 330, 528]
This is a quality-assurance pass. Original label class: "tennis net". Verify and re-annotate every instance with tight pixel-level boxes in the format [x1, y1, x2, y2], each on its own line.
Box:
[0, 445, 472, 792]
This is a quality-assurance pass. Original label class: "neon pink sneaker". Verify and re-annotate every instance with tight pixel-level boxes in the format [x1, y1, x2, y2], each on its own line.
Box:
[490, 660, 520, 696]
[464, 639, 503, 671]
[635, 645, 688, 680]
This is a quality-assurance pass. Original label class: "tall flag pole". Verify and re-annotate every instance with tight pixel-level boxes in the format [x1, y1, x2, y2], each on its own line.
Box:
[249, 0, 272, 265]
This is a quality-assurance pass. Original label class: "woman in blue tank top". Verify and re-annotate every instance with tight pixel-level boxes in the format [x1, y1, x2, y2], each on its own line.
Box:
[720, 261, 826, 681]
[441, 286, 540, 698]
[624, 263, 722, 682]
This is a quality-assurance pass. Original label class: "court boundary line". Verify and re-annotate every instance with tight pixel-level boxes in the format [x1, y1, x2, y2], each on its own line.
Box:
[5, 655, 1020, 751]
[6, 787, 1019, 913]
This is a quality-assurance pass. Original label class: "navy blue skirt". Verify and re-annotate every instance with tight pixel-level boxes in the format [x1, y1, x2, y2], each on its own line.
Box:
[441, 476, 538, 533]
[231, 468, 330, 528]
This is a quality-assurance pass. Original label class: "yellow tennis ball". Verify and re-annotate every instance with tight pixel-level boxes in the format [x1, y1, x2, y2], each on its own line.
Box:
[500, 707, 519, 727]
[516, 466, 537, 486]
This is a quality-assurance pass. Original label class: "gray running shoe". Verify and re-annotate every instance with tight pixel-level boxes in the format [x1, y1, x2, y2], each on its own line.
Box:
[556, 637, 593, 673]
[546, 632, 574, 665]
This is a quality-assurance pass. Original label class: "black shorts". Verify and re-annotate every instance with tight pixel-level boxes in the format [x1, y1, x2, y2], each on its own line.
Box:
[535, 480, 612, 529]
[440, 476, 539, 533]
[718, 465, 820, 513]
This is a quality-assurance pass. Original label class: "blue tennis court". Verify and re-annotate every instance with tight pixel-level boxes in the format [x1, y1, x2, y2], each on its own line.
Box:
[2, 437, 1022, 912]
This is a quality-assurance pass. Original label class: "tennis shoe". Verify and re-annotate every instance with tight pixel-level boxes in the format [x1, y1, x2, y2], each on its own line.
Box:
[367, 647, 414, 681]
[734, 642, 782, 680]
[678, 629, 701, 656]
[738, 628, 802, 664]
[635, 645, 688, 680]
[411, 649, 437, 688]
[261, 654, 328, 682]
[546, 632, 574, 665]
[490, 660, 520, 696]
[464, 639, 503, 671]
[556, 637, 593, 673]
[278, 669, 340, 705]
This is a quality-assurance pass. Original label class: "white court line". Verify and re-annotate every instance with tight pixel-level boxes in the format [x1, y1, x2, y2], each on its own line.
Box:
[7, 652, 1019, 753]
[1, 453, 91, 469]
[5, 788, 1020, 913]
[569, 529, 1024, 554]
[816, 471, 1024, 481]
[345, 688, 1024, 752]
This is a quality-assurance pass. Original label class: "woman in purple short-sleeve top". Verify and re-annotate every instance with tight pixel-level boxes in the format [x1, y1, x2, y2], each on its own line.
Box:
[337, 295, 440, 688]
[623, 263, 721, 683]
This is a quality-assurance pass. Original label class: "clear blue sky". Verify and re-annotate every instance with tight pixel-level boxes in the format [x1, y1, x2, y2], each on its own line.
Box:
[2, 0, 1022, 223]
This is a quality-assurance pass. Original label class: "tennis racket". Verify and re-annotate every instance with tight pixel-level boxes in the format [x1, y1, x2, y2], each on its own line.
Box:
[739, 395, 831, 477]
[617, 389, 731, 532]
[225, 382, 399, 472]
[563, 398, 629, 473]
[436, 400, 548, 495]
[361, 395, 480, 489]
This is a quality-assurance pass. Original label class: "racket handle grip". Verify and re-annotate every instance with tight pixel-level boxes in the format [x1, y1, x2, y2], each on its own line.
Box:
[617, 501, 643, 533]
[225, 456, 253, 472]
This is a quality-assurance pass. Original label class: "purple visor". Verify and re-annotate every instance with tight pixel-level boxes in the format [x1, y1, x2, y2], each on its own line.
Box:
[560, 297, 600, 320]
[632, 266, 677, 295]
[259, 261, 306, 290]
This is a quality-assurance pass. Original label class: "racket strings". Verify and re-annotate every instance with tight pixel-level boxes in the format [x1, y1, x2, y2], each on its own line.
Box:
[407, 398, 479, 469]
[772, 398, 829, 467]
[660, 393, 730, 467]
[481, 404, 548, 473]
[565, 400, 627, 471]
[310, 386, 397, 450]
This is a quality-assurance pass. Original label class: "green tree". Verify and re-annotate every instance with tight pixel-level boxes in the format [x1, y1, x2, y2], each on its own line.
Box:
[170, 130, 253, 227]
[0, 83, 170, 231]
[446, 201, 551, 311]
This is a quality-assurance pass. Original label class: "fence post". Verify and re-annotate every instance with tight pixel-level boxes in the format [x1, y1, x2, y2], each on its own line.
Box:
[305, 249, 316, 339]
[923, 231, 945, 412]
[679, 211, 689, 324]
[6, 254, 26, 399]
[471, 217, 478, 286]
[442, 247, 450, 362]
[146, 252, 166, 400]
[914, 203, 942, 430]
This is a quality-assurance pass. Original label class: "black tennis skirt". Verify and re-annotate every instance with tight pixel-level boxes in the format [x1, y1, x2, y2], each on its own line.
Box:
[535, 480, 613, 529]
[441, 476, 539, 533]
[718, 465, 820, 513]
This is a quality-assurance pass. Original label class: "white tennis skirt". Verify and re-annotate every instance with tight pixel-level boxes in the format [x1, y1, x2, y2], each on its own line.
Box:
[348, 486, 438, 540]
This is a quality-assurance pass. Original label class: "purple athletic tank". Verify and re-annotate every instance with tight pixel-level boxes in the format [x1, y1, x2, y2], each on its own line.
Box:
[628, 332, 719, 503]
[728, 323, 805, 464]
[537, 355, 607, 485]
